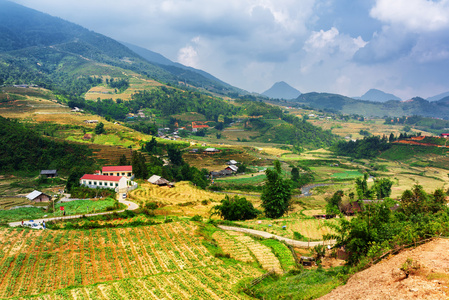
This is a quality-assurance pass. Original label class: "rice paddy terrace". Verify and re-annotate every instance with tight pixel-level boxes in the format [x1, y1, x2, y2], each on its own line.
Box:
[0, 221, 296, 300]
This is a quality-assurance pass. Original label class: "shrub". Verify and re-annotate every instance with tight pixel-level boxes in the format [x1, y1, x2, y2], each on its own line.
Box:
[210, 195, 260, 221]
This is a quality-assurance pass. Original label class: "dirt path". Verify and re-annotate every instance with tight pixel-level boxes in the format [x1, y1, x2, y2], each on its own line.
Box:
[8, 198, 139, 227]
[217, 225, 335, 248]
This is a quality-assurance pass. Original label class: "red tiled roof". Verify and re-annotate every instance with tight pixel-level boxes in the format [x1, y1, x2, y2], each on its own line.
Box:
[102, 166, 132, 172]
[80, 174, 124, 182]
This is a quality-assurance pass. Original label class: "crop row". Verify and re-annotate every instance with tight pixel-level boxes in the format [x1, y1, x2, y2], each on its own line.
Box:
[227, 232, 283, 274]
[15, 264, 262, 300]
[212, 231, 254, 263]
[0, 222, 222, 298]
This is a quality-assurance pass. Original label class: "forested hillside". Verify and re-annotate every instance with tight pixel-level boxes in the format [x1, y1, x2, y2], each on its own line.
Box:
[0, 116, 95, 173]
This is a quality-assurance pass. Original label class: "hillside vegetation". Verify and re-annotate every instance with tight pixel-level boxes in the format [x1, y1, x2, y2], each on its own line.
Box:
[0, 115, 95, 174]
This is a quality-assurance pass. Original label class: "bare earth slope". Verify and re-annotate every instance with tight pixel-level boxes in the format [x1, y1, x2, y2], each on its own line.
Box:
[320, 238, 449, 300]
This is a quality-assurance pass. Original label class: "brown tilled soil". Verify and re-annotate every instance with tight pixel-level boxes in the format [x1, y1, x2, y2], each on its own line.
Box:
[320, 238, 449, 300]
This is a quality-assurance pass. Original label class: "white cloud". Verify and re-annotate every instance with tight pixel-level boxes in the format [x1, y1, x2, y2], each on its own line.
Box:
[177, 37, 201, 67]
[8, 0, 449, 100]
[371, 0, 449, 32]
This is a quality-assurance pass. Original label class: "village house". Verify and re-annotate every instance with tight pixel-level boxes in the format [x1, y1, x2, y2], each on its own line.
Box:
[100, 166, 134, 180]
[26, 190, 52, 202]
[40, 170, 58, 178]
[80, 174, 128, 190]
[148, 175, 174, 187]
[204, 148, 220, 154]
[227, 160, 238, 165]
[225, 165, 238, 173]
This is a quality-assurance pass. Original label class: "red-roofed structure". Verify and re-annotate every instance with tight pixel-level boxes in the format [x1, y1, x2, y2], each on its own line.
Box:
[101, 166, 134, 179]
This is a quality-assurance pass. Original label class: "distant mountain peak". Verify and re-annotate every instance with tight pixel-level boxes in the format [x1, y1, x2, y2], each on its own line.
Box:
[262, 81, 301, 100]
[360, 89, 401, 102]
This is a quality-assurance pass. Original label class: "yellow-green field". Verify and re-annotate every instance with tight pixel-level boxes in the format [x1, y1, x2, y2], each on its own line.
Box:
[0, 222, 265, 299]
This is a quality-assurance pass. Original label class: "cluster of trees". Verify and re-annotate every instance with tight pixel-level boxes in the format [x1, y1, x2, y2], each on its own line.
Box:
[142, 139, 209, 189]
[211, 160, 293, 221]
[327, 184, 449, 265]
[0, 116, 95, 174]
[107, 78, 129, 92]
[130, 87, 238, 121]
[326, 175, 394, 215]
[333, 136, 391, 159]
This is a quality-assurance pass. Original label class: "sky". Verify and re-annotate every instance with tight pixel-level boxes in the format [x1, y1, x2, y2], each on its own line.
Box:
[10, 0, 449, 99]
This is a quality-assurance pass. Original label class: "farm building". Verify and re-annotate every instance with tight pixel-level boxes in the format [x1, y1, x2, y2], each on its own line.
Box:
[84, 120, 98, 124]
[100, 166, 134, 180]
[205, 148, 220, 153]
[441, 133, 449, 138]
[225, 165, 238, 173]
[147, 175, 174, 187]
[80, 174, 128, 191]
[227, 160, 238, 165]
[340, 201, 363, 216]
[26, 190, 52, 202]
[40, 170, 58, 178]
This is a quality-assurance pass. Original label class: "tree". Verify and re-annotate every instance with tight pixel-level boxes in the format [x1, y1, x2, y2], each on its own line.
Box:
[118, 154, 128, 165]
[261, 160, 292, 218]
[167, 145, 184, 166]
[326, 190, 344, 215]
[94, 122, 105, 134]
[355, 174, 372, 199]
[145, 137, 158, 154]
[372, 178, 393, 199]
[131, 151, 148, 179]
[211, 195, 259, 221]
[291, 167, 300, 182]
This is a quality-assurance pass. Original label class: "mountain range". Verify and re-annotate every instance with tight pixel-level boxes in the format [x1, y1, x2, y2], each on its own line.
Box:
[1, 0, 449, 119]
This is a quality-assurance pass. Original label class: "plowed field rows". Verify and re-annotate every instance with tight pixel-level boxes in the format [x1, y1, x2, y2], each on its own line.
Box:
[213, 231, 284, 274]
[0, 222, 261, 299]
[16, 264, 260, 300]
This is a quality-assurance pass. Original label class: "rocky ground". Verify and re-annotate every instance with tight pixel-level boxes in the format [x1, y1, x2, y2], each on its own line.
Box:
[320, 238, 449, 299]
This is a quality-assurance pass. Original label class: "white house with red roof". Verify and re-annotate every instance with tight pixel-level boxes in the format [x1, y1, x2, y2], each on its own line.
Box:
[100, 166, 134, 180]
[80, 174, 128, 191]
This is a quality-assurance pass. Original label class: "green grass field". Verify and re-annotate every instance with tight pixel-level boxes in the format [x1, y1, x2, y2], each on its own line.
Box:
[331, 170, 363, 179]
[0, 198, 118, 223]
[215, 174, 266, 184]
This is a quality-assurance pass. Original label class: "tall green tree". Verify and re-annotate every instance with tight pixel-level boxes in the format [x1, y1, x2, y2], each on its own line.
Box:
[261, 161, 292, 219]
[94, 122, 105, 134]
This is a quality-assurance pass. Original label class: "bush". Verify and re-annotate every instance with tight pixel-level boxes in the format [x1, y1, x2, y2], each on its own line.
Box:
[211, 195, 260, 221]
[191, 215, 203, 222]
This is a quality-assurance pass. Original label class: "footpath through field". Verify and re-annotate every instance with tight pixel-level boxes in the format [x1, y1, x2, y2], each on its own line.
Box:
[218, 225, 336, 248]
[7, 198, 139, 227]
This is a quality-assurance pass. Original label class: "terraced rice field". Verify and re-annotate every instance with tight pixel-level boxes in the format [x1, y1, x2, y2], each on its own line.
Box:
[213, 231, 284, 274]
[129, 182, 224, 206]
[0, 222, 263, 299]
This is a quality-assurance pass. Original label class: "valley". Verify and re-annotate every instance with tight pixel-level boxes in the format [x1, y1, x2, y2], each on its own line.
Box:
[1, 1, 449, 299]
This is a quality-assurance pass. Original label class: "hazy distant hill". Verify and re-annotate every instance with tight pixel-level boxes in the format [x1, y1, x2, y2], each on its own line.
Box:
[427, 91, 449, 102]
[357, 89, 401, 102]
[262, 81, 301, 99]
[293, 93, 449, 119]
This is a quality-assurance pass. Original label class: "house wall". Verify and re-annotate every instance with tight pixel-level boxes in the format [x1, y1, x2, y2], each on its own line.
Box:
[32, 195, 51, 202]
[80, 177, 127, 190]
[101, 172, 134, 180]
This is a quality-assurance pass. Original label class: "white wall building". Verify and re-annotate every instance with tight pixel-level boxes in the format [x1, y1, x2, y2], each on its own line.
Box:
[80, 174, 128, 191]
[100, 165, 134, 180]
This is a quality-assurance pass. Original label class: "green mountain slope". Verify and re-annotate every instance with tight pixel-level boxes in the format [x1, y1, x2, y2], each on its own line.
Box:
[0, 0, 248, 98]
